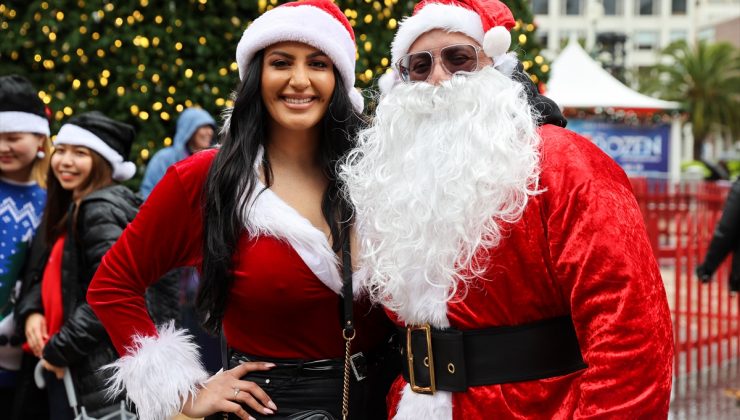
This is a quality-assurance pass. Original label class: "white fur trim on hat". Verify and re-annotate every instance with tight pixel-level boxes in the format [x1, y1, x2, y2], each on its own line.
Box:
[102, 322, 209, 420]
[55, 124, 136, 181]
[236, 5, 363, 113]
[391, 3, 484, 66]
[0, 111, 50, 136]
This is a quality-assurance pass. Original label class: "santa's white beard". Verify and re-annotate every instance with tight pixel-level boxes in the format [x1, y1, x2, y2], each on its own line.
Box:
[341, 66, 541, 327]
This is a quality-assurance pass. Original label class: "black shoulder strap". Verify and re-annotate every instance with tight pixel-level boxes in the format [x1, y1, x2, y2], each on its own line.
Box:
[220, 326, 228, 372]
[341, 232, 354, 333]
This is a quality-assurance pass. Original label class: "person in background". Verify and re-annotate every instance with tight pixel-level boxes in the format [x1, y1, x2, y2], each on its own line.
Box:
[87, 2, 396, 420]
[139, 107, 216, 199]
[697, 177, 740, 292]
[340, 0, 673, 418]
[0, 74, 51, 416]
[139, 106, 220, 373]
[15, 111, 140, 419]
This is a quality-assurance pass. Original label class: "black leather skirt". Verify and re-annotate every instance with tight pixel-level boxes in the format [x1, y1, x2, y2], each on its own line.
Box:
[222, 349, 397, 420]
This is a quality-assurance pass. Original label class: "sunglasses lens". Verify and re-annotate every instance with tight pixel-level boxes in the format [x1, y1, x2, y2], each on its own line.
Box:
[441, 45, 478, 74]
[399, 52, 433, 82]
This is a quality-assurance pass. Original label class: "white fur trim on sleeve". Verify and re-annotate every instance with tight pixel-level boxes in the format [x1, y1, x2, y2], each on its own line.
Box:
[103, 322, 209, 420]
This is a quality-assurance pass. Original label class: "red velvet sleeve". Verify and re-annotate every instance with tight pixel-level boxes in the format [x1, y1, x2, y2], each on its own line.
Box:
[540, 126, 674, 417]
[87, 151, 213, 356]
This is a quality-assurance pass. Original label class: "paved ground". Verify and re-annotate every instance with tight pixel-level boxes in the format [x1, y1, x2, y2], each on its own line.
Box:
[661, 262, 740, 419]
[670, 362, 740, 419]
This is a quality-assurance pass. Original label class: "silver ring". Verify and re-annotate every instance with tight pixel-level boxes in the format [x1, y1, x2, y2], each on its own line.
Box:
[233, 387, 240, 399]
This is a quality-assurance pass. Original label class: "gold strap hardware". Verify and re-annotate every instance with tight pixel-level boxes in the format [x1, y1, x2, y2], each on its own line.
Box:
[406, 323, 436, 394]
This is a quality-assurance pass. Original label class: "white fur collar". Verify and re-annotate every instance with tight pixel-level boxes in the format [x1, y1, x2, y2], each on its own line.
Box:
[242, 179, 361, 297]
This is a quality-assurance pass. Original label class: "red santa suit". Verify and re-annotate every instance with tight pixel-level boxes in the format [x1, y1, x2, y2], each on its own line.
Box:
[367, 1, 674, 416]
[86, 149, 390, 420]
[383, 125, 673, 419]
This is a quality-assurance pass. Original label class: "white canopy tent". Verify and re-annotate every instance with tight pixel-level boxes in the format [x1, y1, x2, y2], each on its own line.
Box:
[545, 40, 683, 181]
[546, 40, 680, 111]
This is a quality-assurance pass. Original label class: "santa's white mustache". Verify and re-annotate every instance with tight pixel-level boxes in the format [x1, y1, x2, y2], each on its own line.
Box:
[341, 66, 543, 323]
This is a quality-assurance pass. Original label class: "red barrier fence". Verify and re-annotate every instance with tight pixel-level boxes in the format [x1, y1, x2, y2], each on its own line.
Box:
[630, 178, 739, 377]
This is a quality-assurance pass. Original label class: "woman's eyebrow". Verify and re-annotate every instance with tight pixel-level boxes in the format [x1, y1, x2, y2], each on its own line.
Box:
[266, 50, 328, 59]
[267, 50, 294, 59]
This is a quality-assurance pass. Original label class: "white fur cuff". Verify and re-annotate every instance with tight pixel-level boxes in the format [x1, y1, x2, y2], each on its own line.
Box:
[103, 322, 209, 420]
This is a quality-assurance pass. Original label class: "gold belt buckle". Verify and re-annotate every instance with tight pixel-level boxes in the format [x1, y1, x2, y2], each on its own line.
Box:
[406, 323, 436, 394]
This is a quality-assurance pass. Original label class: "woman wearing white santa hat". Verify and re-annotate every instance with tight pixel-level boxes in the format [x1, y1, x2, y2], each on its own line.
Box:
[87, 1, 395, 420]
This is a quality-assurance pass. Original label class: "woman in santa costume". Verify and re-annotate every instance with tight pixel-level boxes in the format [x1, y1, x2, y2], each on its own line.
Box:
[341, 0, 674, 419]
[86, 1, 395, 419]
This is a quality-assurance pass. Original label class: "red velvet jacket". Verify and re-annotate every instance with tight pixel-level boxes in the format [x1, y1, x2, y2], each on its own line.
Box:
[386, 125, 673, 419]
[88, 150, 388, 359]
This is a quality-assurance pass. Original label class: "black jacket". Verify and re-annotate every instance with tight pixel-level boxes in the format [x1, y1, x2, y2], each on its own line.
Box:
[512, 61, 567, 128]
[14, 184, 178, 416]
[698, 178, 740, 291]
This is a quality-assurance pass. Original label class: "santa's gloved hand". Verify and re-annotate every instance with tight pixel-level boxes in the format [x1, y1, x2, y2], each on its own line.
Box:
[696, 264, 712, 283]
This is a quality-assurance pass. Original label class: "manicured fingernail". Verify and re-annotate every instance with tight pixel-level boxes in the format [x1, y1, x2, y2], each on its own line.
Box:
[268, 400, 277, 410]
[249, 417, 256, 420]
[265, 363, 276, 368]
[263, 408, 274, 415]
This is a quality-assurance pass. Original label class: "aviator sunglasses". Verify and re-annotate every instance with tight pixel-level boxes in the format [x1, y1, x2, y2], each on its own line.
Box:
[395, 43, 484, 83]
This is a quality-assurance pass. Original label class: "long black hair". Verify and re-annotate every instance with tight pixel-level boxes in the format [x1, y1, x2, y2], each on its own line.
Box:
[197, 51, 365, 333]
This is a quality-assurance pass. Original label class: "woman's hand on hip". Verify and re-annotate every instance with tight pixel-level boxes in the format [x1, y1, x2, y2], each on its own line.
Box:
[180, 361, 277, 420]
[25, 312, 49, 358]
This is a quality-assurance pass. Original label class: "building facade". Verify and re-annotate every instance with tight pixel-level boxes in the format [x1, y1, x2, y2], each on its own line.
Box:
[531, 0, 740, 71]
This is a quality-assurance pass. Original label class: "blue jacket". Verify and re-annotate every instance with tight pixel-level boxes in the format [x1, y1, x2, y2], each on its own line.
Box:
[139, 108, 216, 199]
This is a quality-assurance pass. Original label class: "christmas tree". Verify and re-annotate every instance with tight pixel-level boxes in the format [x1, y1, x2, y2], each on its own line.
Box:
[502, 0, 550, 88]
[0, 0, 548, 187]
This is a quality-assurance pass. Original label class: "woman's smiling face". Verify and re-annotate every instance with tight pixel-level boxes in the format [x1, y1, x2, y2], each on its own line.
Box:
[260, 41, 336, 132]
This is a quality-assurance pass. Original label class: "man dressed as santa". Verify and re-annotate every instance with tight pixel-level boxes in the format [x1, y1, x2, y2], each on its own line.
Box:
[340, 0, 674, 418]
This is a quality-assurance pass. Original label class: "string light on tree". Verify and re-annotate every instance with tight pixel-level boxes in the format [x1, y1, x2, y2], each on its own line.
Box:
[0, 0, 549, 187]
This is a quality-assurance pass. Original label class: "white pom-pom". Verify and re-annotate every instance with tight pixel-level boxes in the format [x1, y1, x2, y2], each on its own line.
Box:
[112, 161, 137, 181]
[483, 26, 511, 58]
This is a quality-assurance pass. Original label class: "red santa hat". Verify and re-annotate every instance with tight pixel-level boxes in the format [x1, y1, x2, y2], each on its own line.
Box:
[235, 0, 364, 113]
[391, 0, 516, 67]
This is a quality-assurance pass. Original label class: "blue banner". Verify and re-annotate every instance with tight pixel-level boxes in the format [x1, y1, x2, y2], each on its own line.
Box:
[567, 120, 670, 175]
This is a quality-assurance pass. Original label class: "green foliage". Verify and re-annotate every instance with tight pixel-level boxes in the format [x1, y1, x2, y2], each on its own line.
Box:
[639, 40, 740, 159]
[0, 0, 548, 189]
[501, 0, 549, 86]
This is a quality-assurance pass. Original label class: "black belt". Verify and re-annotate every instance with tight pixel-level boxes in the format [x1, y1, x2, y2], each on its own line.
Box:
[230, 351, 345, 377]
[400, 316, 587, 394]
[229, 350, 377, 381]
